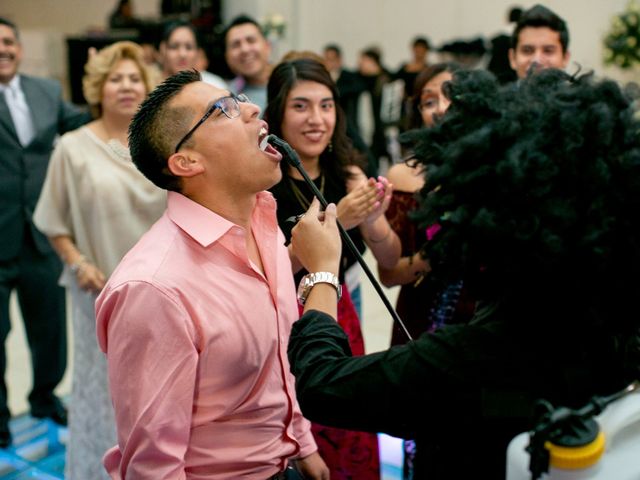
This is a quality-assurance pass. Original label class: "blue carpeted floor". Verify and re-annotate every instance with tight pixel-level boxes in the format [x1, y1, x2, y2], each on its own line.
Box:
[0, 416, 66, 479]
[0, 420, 402, 480]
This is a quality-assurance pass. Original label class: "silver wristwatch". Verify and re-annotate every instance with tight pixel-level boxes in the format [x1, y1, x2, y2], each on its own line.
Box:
[297, 271, 342, 306]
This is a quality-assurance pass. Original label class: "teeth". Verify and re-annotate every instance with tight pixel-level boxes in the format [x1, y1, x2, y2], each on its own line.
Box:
[259, 127, 268, 151]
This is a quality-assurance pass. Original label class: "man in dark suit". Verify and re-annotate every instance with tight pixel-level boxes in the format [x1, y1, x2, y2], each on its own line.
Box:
[322, 44, 376, 176]
[0, 17, 89, 448]
[323, 44, 365, 140]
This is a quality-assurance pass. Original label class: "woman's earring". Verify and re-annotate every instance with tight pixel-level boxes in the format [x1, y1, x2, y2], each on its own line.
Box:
[327, 141, 333, 153]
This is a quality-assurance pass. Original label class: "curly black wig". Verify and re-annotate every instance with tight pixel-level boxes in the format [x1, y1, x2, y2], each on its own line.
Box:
[404, 69, 640, 334]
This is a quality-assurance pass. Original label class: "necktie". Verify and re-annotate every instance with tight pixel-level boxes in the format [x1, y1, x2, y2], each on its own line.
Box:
[4, 83, 36, 146]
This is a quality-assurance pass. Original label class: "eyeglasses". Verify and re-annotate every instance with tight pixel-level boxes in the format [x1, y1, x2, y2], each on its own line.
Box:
[174, 93, 252, 153]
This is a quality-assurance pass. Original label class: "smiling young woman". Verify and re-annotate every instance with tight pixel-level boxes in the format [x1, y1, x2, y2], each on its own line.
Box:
[265, 55, 401, 480]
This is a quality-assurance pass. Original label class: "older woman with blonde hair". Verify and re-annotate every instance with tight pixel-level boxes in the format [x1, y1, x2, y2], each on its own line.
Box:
[33, 41, 166, 479]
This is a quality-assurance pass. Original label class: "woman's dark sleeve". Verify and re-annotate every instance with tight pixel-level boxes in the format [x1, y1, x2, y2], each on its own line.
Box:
[288, 310, 476, 439]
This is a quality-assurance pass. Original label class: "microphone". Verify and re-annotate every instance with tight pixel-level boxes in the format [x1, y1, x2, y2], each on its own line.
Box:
[268, 134, 413, 341]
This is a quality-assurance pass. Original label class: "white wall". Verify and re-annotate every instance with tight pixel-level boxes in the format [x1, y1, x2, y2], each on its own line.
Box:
[300, 0, 630, 75]
[225, 0, 632, 81]
[1, 0, 158, 34]
[1, 0, 159, 96]
[3, 0, 636, 88]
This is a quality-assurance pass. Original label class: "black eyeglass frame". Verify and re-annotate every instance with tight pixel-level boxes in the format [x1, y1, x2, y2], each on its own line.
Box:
[174, 93, 251, 153]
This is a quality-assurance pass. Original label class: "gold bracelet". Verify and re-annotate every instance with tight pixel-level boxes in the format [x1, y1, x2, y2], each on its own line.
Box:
[367, 224, 391, 243]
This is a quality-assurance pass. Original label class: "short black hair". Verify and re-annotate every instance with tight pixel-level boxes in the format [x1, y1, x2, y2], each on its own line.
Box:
[0, 17, 19, 40]
[161, 20, 200, 47]
[324, 44, 342, 58]
[129, 69, 201, 192]
[361, 47, 382, 67]
[404, 69, 640, 336]
[511, 4, 569, 52]
[223, 14, 263, 49]
[413, 36, 430, 50]
[508, 6, 523, 23]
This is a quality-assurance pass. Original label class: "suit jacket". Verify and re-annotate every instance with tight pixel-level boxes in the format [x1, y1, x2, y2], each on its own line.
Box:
[0, 74, 90, 261]
[335, 68, 365, 132]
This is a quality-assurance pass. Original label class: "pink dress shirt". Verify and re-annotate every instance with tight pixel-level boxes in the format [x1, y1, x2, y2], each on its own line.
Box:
[96, 191, 316, 479]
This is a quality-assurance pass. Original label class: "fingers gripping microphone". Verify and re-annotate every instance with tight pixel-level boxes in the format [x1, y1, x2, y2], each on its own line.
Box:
[268, 134, 413, 341]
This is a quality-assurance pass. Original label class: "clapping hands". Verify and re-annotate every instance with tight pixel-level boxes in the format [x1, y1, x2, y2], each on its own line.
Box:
[337, 175, 393, 230]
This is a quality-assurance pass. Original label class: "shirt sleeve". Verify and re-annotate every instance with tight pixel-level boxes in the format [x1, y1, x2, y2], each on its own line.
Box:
[33, 139, 73, 238]
[287, 310, 493, 440]
[96, 281, 199, 480]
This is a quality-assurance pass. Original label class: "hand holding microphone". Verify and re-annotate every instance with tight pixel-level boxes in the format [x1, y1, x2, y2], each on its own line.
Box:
[290, 198, 341, 276]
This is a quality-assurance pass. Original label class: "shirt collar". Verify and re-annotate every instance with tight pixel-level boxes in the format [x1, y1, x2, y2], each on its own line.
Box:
[166, 190, 277, 247]
[0, 75, 21, 94]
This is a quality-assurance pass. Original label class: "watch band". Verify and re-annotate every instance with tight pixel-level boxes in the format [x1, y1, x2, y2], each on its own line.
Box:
[297, 271, 342, 306]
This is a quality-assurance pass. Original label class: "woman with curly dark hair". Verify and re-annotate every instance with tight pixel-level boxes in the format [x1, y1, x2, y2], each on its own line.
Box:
[287, 68, 640, 479]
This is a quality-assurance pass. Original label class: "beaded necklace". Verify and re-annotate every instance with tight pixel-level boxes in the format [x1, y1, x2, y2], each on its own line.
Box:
[287, 173, 325, 210]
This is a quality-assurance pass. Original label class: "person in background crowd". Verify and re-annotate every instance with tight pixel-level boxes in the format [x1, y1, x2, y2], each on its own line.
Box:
[381, 62, 473, 345]
[224, 14, 272, 113]
[159, 20, 227, 89]
[323, 44, 366, 142]
[108, 0, 141, 30]
[509, 4, 570, 80]
[288, 68, 640, 479]
[33, 41, 164, 479]
[322, 45, 374, 312]
[379, 62, 476, 479]
[487, 5, 522, 84]
[0, 16, 90, 448]
[395, 36, 430, 130]
[358, 47, 392, 176]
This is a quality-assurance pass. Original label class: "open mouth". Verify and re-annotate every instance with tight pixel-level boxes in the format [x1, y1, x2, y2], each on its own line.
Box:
[259, 127, 269, 151]
[258, 126, 283, 161]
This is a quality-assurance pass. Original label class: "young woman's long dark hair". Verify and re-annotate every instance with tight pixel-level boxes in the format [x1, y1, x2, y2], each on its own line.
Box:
[264, 57, 361, 183]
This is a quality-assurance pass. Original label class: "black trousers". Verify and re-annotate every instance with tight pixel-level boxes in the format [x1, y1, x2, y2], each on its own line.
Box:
[0, 232, 66, 421]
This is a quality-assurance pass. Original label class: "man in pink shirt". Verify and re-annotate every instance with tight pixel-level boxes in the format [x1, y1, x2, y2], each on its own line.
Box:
[96, 69, 341, 479]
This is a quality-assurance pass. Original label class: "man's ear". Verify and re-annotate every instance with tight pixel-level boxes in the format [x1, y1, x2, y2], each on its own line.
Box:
[167, 152, 204, 178]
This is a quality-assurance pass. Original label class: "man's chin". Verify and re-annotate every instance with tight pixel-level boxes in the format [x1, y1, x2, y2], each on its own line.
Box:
[0, 66, 17, 82]
[265, 171, 283, 191]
